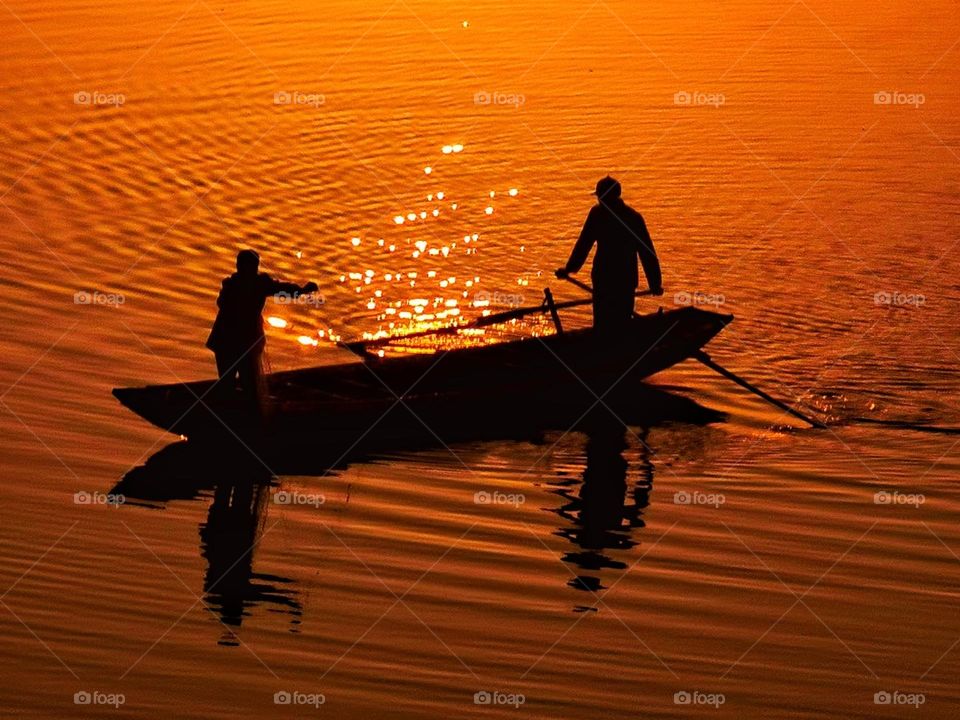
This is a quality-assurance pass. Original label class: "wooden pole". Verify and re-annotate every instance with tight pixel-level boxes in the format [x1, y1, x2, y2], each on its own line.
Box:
[344, 279, 652, 354]
[543, 288, 564, 334]
[693, 351, 826, 429]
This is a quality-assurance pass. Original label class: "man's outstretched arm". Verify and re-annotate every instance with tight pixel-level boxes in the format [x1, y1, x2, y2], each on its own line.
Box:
[265, 276, 318, 297]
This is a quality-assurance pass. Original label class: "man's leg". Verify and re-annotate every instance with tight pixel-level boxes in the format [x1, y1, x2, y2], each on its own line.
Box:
[593, 289, 634, 337]
[592, 293, 611, 334]
[215, 352, 233, 380]
[617, 289, 636, 324]
[214, 350, 240, 397]
[236, 350, 264, 413]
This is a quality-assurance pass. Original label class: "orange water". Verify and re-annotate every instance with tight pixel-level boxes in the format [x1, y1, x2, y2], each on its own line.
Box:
[1, 1, 959, 717]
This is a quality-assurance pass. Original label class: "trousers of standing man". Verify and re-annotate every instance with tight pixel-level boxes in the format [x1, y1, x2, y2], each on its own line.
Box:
[214, 345, 262, 395]
[591, 285, 636, 336]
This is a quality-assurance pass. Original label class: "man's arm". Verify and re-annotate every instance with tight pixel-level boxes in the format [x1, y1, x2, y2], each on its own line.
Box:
[264, 275, 318, 297]
[634, 214, 662, 293]
[559, 209, 598, 276]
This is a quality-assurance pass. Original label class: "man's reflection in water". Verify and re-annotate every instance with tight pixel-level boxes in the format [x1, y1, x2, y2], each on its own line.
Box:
[200, 470, 302, 645]
[552, 414, 653, 603]
[112, 443, 304, 645]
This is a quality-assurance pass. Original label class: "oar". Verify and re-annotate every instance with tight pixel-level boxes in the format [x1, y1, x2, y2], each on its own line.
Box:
[561, 273, 659, 301]
[343, 283, 656, 354]
[555, 272, 658, 318]
[556, 274, 826, 429]
[561, 275, 598, 295]
[693, 351, 826, 428]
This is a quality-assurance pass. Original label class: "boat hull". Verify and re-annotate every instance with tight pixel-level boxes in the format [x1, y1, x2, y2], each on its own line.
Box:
[113, 307, 732, 446]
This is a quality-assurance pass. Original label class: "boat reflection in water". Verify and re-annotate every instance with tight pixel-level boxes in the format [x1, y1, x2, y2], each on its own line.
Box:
[112, 383, 721, 641]
[111, 446, 305, 646]
[550, 415, 654, 606]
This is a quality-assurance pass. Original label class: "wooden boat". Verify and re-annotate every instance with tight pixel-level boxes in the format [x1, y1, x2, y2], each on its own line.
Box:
[113, 306, 733, 448]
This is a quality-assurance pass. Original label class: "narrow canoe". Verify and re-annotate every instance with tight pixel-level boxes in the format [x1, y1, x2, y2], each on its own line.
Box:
[113, 306, 732, 446]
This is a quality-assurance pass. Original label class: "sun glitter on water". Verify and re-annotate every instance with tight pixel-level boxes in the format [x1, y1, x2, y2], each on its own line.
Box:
[263, 142, 532, 353]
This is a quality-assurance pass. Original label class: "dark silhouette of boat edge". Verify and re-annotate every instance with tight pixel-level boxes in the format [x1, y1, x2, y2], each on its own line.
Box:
[113, 307, 732, 453]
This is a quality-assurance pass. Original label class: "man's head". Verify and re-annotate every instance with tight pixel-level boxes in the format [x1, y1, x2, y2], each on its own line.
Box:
[236, 249, 260, 275]
[592, 176, 622, 203]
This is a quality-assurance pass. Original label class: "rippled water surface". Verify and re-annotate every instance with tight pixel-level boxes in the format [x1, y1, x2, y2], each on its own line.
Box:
[1, 0, 959, 717]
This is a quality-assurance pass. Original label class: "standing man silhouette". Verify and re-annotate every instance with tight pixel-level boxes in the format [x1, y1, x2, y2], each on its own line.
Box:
[557, 177, 662, 334]
[207, 249, 318, 404]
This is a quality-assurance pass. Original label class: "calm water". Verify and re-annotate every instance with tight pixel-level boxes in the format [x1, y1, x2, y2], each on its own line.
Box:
[1, 0, 959, 717]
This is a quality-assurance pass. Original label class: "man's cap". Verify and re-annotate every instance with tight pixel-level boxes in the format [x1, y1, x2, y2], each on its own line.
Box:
[592, 176, 622, 200]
